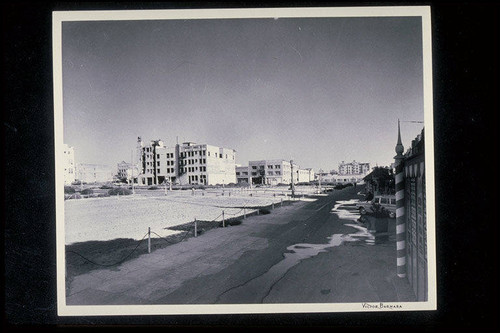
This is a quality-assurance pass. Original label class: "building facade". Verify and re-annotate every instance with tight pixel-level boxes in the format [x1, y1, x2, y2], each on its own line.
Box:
[236, 160, 313, 185]
[76, 163, 115, 184]
[63, 144, 76, 185]
[117, 161, 139, 182]
[235, 165, 251, 184]
[136, 137, 236, 186]
[394, 125, 427, 302]
[338, 160, 371, 175]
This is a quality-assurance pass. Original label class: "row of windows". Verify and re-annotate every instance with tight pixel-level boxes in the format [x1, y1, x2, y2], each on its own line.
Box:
[181, 159, 207, 165]
[181, 150, 206, 158]
[181, 166, 207, 173]
[251, 164, 282, 170]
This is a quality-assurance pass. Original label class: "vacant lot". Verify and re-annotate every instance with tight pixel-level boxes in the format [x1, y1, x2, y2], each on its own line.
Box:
[64, 187, 316, 245]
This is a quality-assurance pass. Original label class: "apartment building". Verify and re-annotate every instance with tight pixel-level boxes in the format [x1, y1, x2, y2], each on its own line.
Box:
[236, 159, 313, 185]
[63, 144, 76, 185]
[136, 137, 236, 186]
[117, 161, 139, 182]
[338, 160, 371, 175]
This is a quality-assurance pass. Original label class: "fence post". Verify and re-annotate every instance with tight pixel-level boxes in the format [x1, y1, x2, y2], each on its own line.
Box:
[281, 198, 283, 207]
[222, 210, 225, 227]
[148, 227, 151, 254]
[194, 218, 197, 237]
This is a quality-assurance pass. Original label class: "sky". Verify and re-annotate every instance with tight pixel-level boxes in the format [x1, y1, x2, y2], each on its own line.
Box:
[62, 15, 424, 172]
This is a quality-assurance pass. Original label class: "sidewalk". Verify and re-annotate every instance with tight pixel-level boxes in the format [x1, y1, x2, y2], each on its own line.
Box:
[66, 192, 416, 305]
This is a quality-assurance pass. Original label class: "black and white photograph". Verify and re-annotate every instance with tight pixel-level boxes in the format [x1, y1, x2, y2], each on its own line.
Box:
[53, 6, 436, 315]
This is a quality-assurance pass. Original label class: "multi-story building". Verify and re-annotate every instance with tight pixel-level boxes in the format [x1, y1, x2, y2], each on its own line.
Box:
[235, 165, 251, 184]
[136, 137, 236, 186]
[338, 160, 371, 175]
[63, 144, 76, 185]
[76, 163, 115, 184]
[237, 160, 313, 185]
[117, 161, 139, 182]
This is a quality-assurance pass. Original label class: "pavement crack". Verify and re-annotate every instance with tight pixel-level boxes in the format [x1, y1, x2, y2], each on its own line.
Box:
[259, 265, 294, 303]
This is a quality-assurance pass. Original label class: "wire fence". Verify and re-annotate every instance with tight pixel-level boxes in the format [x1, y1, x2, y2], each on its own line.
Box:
[66, 232, 149, 267]
[66, 195, 297, 268]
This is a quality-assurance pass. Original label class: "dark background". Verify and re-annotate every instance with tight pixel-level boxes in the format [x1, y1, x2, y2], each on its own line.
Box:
[2, 1, 498, 331]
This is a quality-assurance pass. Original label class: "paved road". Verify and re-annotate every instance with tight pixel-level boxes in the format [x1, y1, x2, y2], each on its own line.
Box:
[66, 186, 415, 305]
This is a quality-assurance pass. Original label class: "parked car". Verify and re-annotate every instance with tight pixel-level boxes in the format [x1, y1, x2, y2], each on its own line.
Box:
[356, 194, 396, 218]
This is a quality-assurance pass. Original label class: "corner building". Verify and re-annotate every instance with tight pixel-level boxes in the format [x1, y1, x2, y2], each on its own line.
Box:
[136, 137, 236, 186]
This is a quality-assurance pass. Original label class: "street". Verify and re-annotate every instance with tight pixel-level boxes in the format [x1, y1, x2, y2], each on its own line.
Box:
[66, 186, 416, 305]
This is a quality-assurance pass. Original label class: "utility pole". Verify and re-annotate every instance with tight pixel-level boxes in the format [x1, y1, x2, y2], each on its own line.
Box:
[290, 160, 295, 198]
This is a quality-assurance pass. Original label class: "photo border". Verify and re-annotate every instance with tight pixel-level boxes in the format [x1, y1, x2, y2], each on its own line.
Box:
[53, 5, 436, 316]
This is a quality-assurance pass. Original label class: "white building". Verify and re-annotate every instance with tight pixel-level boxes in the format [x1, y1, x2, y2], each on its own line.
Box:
[76, 163, 114, 184]
[237, 159, 313, 185]
[63, 144, 76, 185]
[117, 161, 139, 182]
[338, 160, 371, 175]
[136, 137, 236, 186]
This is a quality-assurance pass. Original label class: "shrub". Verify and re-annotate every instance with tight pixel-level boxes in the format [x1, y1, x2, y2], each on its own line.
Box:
[148, 186, 159, 190]
[80, 188, 93, 195]
[108, 188, 132, 196]
[219, 219, 242, 227]
[100, 185, 113, 189]
[64, 186, 75, 194]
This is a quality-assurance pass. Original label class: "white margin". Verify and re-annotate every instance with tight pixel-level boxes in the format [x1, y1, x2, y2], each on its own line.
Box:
[53, 5, 436, 316]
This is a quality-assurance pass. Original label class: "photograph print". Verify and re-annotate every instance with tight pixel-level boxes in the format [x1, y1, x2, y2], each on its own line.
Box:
[53, 6, 436, 315]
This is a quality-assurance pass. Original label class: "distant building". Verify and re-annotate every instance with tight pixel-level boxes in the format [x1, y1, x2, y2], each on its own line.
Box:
[77, 163, 114, 184]
[235, 166, 251, 184]
[63, 144, 76, 185]
[338, 160, 371, 175]
[117, 161, 139, 182]
[136, 137, 236, 186]
[237, 159, 313, 185]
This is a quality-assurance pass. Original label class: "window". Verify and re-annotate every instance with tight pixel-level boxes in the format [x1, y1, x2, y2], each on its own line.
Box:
[236, 172, 240, 176]
[275, 165, 280, 169]
[252, 166, 257, 169]
[157, 161, 160, 166]
[268, 171, 273, 175]
[208, 152, 210, 156]
[157, 169, 160, 173]
[252, 172, 257, 176]
[380, 198, 388, 204]
[243, 172, 248, 175]
[220, 153, 223, 158]
[268, 165, 273, 169]
[157, 154, 160, 159]
[276, 171, 281, 175]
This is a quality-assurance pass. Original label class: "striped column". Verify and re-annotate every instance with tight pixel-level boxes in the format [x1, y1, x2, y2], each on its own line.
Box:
[395, 162, 406, 278]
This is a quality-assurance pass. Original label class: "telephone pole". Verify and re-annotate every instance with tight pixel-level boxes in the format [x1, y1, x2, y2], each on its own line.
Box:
[290, 160, 295, 198]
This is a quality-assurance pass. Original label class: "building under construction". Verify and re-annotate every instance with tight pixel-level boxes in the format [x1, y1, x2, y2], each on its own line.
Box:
[135, 137, 236, 186]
